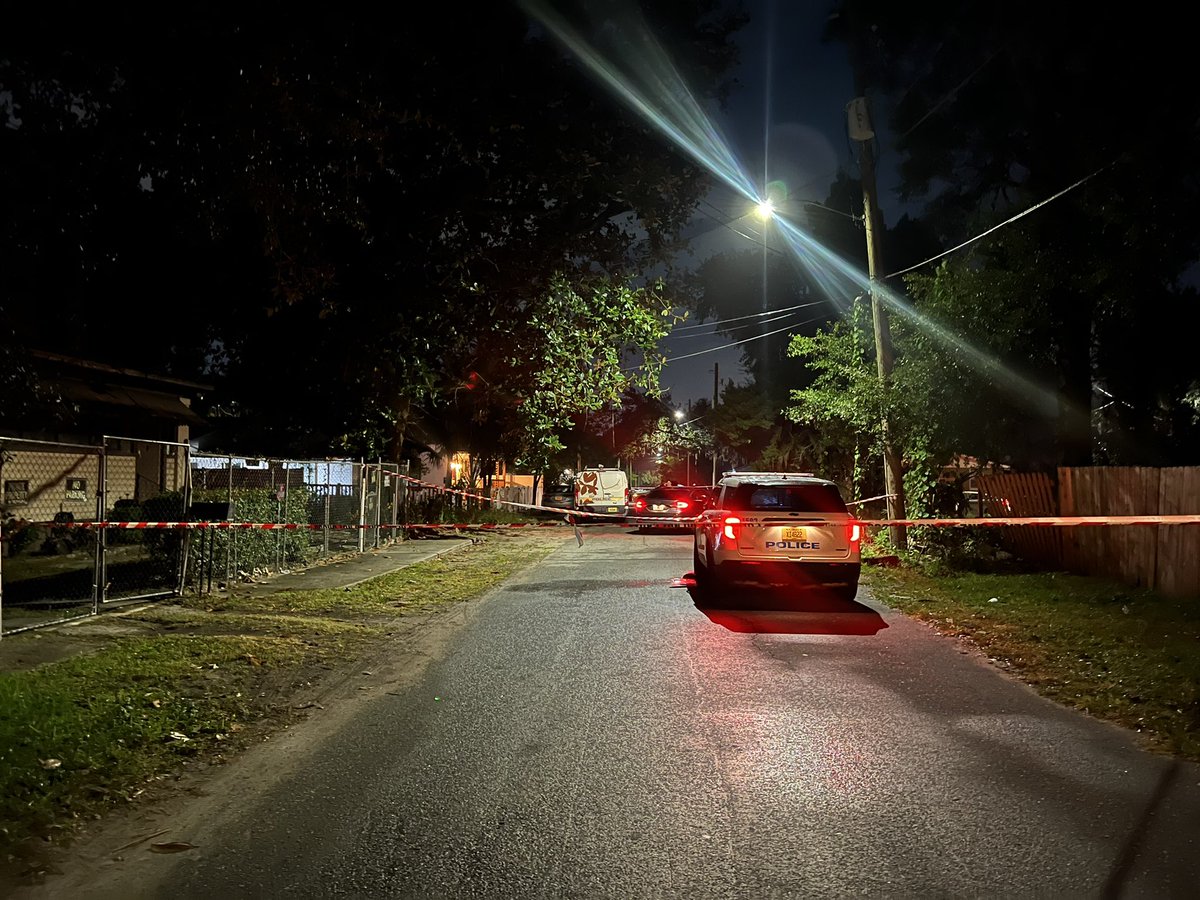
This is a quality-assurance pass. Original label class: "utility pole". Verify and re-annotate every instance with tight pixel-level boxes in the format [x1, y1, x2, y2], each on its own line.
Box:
[846, 31, 907, 549]
[711, 361, 719, 485]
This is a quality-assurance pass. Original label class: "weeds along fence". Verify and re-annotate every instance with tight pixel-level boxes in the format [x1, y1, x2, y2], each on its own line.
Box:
[186, 454, 404, 595]
[400, 481, 532, 524]
[0, 435, 406, 637]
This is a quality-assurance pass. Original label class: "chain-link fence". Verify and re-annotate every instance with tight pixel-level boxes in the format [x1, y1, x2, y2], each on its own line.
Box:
[101, 435, 191, 604]
[0, 437, 103, 633]
[187, 455, 404, 594]
[2, 437, 409, 636]
[401, 478, 508, 524]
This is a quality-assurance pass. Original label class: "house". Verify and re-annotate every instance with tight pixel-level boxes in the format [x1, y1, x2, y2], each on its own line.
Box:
[1, 351, 212, 521]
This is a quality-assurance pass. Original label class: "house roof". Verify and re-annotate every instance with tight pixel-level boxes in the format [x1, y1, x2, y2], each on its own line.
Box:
[55, 377, 208, 426]
[29, 349, 214, 393]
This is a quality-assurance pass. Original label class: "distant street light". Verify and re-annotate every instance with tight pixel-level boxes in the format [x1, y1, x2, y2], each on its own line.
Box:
[755, 199, 775, 220]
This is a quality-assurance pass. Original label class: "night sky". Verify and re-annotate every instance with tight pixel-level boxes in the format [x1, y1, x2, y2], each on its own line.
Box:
[658, 0, 900, 407]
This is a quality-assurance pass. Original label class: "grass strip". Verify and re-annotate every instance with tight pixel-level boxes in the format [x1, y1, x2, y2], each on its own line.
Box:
[0, 633, 322, 856]
[0, 531, 565, 860]
[864, 565, 1200, 761]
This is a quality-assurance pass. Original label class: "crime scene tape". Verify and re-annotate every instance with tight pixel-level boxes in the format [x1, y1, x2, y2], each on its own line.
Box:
[397, 474, 631, 521]
[10, 471, 1195, 532]
[25, 515, 1199, 530]
[17, 521, 572, 531]
[866, 515, 1200, 527]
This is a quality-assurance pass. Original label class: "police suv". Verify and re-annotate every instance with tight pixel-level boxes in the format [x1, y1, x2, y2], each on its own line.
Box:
[692, 471, 862, 599]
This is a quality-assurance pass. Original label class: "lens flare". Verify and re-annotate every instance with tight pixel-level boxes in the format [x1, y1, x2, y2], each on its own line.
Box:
[522, 0, 1065, 415]
[521, 0, 761, 204]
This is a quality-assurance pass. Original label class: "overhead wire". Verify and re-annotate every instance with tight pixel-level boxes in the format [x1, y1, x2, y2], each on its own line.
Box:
[883, 163, 1111, 279]
[672, 299, 825, 332]
[898, 51, 1001, 141]
[666, 313, 832, 363]
[670, 307, 826, 339]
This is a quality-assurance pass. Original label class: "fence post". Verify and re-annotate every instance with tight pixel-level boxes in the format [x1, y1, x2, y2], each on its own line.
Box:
[400, 463, 409, 536]
[393, 463, 404, 542]
[323, 462, 331, 555]
[177, 443, 192, 595]
[374, 457, 383, 549]
[225, 454, 233, 592]
[282, 461, 291, 571]
[358, 459, 366, 554]
[97, 446, 108, 609]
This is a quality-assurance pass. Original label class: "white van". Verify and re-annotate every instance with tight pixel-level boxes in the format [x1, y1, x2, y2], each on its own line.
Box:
[573, 467, 630, 518]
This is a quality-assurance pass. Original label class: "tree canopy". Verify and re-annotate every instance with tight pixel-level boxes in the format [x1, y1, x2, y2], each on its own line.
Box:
[1, 3, 746, 460]
[823, 1, 1200, 466]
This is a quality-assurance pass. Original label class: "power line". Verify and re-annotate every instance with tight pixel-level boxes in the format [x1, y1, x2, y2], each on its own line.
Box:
[692, 200, 782, 255]
[672, 299, 826, 333]
[670, 308, 822, 340]
[884, 163, 1111, 280]
[898, 51, 1001, 141]
[665, 313, 831, 363]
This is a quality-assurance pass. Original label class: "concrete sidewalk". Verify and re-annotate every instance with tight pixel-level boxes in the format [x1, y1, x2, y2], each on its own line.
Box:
[225, 535, 473, 597]
[0, 536, 475, 672]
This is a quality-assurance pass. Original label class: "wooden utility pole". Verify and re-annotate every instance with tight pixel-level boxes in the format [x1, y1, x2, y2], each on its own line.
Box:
[711, 361, 719, 485]
[853, 109, 907, 549]
[844, 16, 908, 548]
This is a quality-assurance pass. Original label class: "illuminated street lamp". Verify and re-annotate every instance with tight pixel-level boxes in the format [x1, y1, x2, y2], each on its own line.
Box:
[755, 199, 775, 221]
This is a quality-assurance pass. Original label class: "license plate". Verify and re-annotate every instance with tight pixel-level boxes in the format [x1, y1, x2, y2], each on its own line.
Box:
[781, 527, 806, 540]
[606, 507, 618, 513]
[651, 504, 667, 511]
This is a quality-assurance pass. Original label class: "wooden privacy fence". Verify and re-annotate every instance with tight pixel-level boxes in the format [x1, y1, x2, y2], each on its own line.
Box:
[975, 472, 1062, 568]
[975, 467, 1199, 599]
[1059, 467, 1200, 600]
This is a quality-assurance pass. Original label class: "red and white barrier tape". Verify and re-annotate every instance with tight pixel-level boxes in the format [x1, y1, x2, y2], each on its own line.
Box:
[19, 521, 573, 531]
[867, 515, 1200, 527]
[399, 474, 632, 521]
[14, 514, 1197, 531]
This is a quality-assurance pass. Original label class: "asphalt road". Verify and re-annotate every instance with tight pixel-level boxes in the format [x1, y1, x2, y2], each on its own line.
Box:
[37, 527, 1200, 898]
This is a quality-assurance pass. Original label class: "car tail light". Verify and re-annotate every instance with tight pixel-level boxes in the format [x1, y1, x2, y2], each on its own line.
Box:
[722, 515, 741, 540]
[847, 521, 862, 545]
[675, 500, 690, 510]
[633, 498, 646, 511]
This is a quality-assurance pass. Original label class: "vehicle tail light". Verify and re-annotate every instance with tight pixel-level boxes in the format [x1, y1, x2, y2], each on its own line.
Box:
[633, 498, 646, 511]
[847, 521, 862, 546]
[675, 500, 690, 510]
[722, 515, 741, 541]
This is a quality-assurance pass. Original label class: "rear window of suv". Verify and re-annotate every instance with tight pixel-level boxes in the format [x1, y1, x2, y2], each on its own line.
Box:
[725, 483, 847, 513]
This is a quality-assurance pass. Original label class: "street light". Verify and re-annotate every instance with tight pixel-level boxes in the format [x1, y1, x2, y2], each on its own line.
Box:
[753, 196, 859, 224]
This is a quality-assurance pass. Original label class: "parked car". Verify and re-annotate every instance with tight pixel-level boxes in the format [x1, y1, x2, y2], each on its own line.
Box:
[630, 484, 712, 531]
[693, 471, 861, 600]
[540, 482, 575, 513]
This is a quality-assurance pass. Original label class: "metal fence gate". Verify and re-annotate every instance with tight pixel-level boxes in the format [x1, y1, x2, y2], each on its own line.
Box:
[2, 437, 408, 637]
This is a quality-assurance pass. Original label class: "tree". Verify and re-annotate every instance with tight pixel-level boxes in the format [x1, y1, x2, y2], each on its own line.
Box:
[828, 1, 1200, 465]
[1, 3, 747, 457]
[500, 275, 680, 480]
[785, 298, 883, 500]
